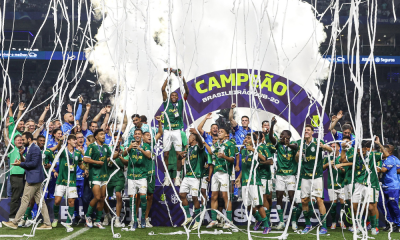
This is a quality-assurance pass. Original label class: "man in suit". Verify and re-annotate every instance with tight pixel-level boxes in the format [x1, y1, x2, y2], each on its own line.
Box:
[2, 132, 52, 230]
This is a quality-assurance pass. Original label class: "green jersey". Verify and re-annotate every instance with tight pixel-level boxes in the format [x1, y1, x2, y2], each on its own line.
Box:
[8, 116, 22, 146]
[85, 142, 112, 182]
[323, 155, 342, 189]
[56, 149, 83, 187]
[212, 140, 236, 175]
[240, 147, 261, 186]
[185, 144, 206, 178]
[127, 142, 152, 180]
[265, 133, 278, 154]
[163, 99, 184, 130]
[42, 149, 55, 174]
[8, 147, 25, 175]
[275, 141, 298, 176]
[342, 147, 355, 186]
[355, 152, 383, 190]
[108, 145, 128, 184]
[297, 138, 325, 179]
[257, 144, 273, 180]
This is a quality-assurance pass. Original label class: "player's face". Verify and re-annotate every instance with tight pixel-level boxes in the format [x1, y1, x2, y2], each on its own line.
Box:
[143, 133, 151, 144]
[280, 133, 289, 143]
[304, 127, 313, 138]
[241, 117, 249, 127]
[262, 122, 269, 132]
[54, 120, 61, 129]
[96, 131, 106, 143]
[244, 135, 251, 145]
[66, 113, 74, 123]
[134, 131, 142, 142]
[48, 122, 54, 131]
[27, 121, 35, 133]
[37, 137, 45, 148]
[212, 136, 218, 145]
[17, 121, 25, 132]
[343, 129, 352, 137]
[133, 117, 141, 127]
[218, 129, 227, 140]
[14, 136, 23, 148]
[69, 138, 77, 148]
[189, 134, 196, 145]
[113, 135, 122, 145]
[170, 92, 178, 103]
[211, 125, 219, 135]
[330, 143, 339, 153]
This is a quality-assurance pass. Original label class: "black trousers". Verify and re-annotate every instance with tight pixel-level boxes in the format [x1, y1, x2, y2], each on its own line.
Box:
[9, 175, 24, 219]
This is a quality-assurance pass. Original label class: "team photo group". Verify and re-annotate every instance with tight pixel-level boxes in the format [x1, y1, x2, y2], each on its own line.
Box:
[2, 70, 400, 238]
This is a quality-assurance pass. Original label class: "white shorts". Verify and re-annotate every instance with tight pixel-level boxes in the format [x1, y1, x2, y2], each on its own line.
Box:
[344, 184, 353, 200]
[211, 171, 230, 193]
[90, 181, 108, 187]
[242, 185, 263, 207]
[180, 177, 200, 197]
[54, 185, 78, 199]
[201, 176, 209, 190]
[352, 183, 379, 203]
[276, 175, 296, 191]
[163, 129, 183, 152]
[128, 178, 147, 196]
[261, 179, 273, 195]
[328, 188, 345, 201]
[301, 177, 324, 199]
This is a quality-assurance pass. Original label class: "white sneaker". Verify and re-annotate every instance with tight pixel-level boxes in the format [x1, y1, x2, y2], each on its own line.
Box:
[114, 218, 125, 228]
[103, 213, 111, 226]
[223, 222, 232, 229]
[94, 222, 105, 229]
[292, 221, 298, 231]
[371, 227, 378, 235]
[182, 217, 192, 226]
[18, 219, 26, 227]
[128, 220, 134, 227]
[61, 222, 74, 233]
[163, 177, 171, 186]
[138, 218, 141, 228]
[191, 221, 200, 230]
[24, 219, 35, 228]
[276, 221, 285, 230]
[85, 216, 93, 228]
[206, 220, 218, 228]
[145, 218, 153, 228]
[331, 222, 336, 230]
[174, 176, 181, 186]
[51, 219, 58, 228]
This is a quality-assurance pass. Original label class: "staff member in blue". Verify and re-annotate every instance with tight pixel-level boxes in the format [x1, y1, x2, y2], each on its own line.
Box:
[379, 144, 400, 232]
[328, 111, 355, 147]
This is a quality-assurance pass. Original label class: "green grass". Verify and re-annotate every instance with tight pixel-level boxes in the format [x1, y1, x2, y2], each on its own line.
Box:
[0, 225, 398, 239]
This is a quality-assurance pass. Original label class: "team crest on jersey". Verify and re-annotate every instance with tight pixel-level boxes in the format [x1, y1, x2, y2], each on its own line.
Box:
[75, 156, 78, 161]
[311, 146, 315, 152]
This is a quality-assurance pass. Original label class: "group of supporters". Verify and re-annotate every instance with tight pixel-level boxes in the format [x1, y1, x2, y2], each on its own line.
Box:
[2, 70, 400, 236]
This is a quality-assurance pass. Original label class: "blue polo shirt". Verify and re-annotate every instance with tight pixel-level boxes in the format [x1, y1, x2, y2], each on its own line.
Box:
[382, 155, 400, 190]
[233, 125, 253, 146]
[76, 143, 87, 180]
[202, 132, 214, 154]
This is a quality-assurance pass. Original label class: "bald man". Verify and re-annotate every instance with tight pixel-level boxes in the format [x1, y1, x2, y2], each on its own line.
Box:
[61, 98, 83, 134]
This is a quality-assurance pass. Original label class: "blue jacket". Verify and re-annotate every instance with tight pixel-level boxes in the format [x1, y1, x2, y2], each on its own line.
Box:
[20, 143, 45, 184]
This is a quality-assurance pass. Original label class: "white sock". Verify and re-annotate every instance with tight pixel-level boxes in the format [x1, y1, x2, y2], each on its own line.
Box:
[177, 171, 181, 177]
[276, 205, 281, 210]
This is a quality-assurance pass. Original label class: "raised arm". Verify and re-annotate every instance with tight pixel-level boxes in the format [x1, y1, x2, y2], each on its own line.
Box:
[197, 112, 212, 136]
[269, 117, 277, 145]
[74, 96, 83, 120]
[154, 116, 163, 141]
[339, 143, 348, 163]
[101, 105, 111, 131]
[82, 103, 91, 131]
[328, 111, 343, 135]
[93, 107, 106, 123]
[162, 77, 169, 102]
[39, 104, 50, 124]
[374, 136, 389, 159]
[229, 103, 238, 128]
[33, 120, 44, 139]
[6, 99, 13, 118]
[121, 109, 128, 133]
[181, 73, 189, 100]
[17, 102, 26, 120]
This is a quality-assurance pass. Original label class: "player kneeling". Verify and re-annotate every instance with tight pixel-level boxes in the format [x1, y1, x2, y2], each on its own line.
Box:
[179, 130, 213, 230]
[52, 135, 86, 232]
[236, 132, 272, 234]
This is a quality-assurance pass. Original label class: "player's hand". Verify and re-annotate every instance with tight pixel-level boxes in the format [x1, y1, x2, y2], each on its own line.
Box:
[12, 160, 21, 166]
[246, 144, 254, 152]
[204, 164, 209, 169]
[374, 136, 380, 145]
[206, 112, 212, 119]
[54, 171, 58, 178]
[341, 141, 349, 149]
[19, 148, 25, 155]
[206, 176, 210, 182]
[100, 108, 107, 115]
[45, 104, 50, 111]
[284, 137, 290, 146]
[235, 165, 240, 172]
[106, 105, 111, 113]
[85, 169, 89, 177]
[155, 116, 161, 121]
[97, 161, 104, 166]
[271, 116, 277, 125]
[319, 142, 325, 150]
[337, 110, 343, 119]
[234, 178, 241, 188]
[6, 98, 13, 108]
[86, 103, 91, 110]
[331, 115, 337, 122]
[19, 102, 26, 111]
[217, 152, 226, 159]
[231, 103, 236, 109]
[78, 96, 84, 103]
